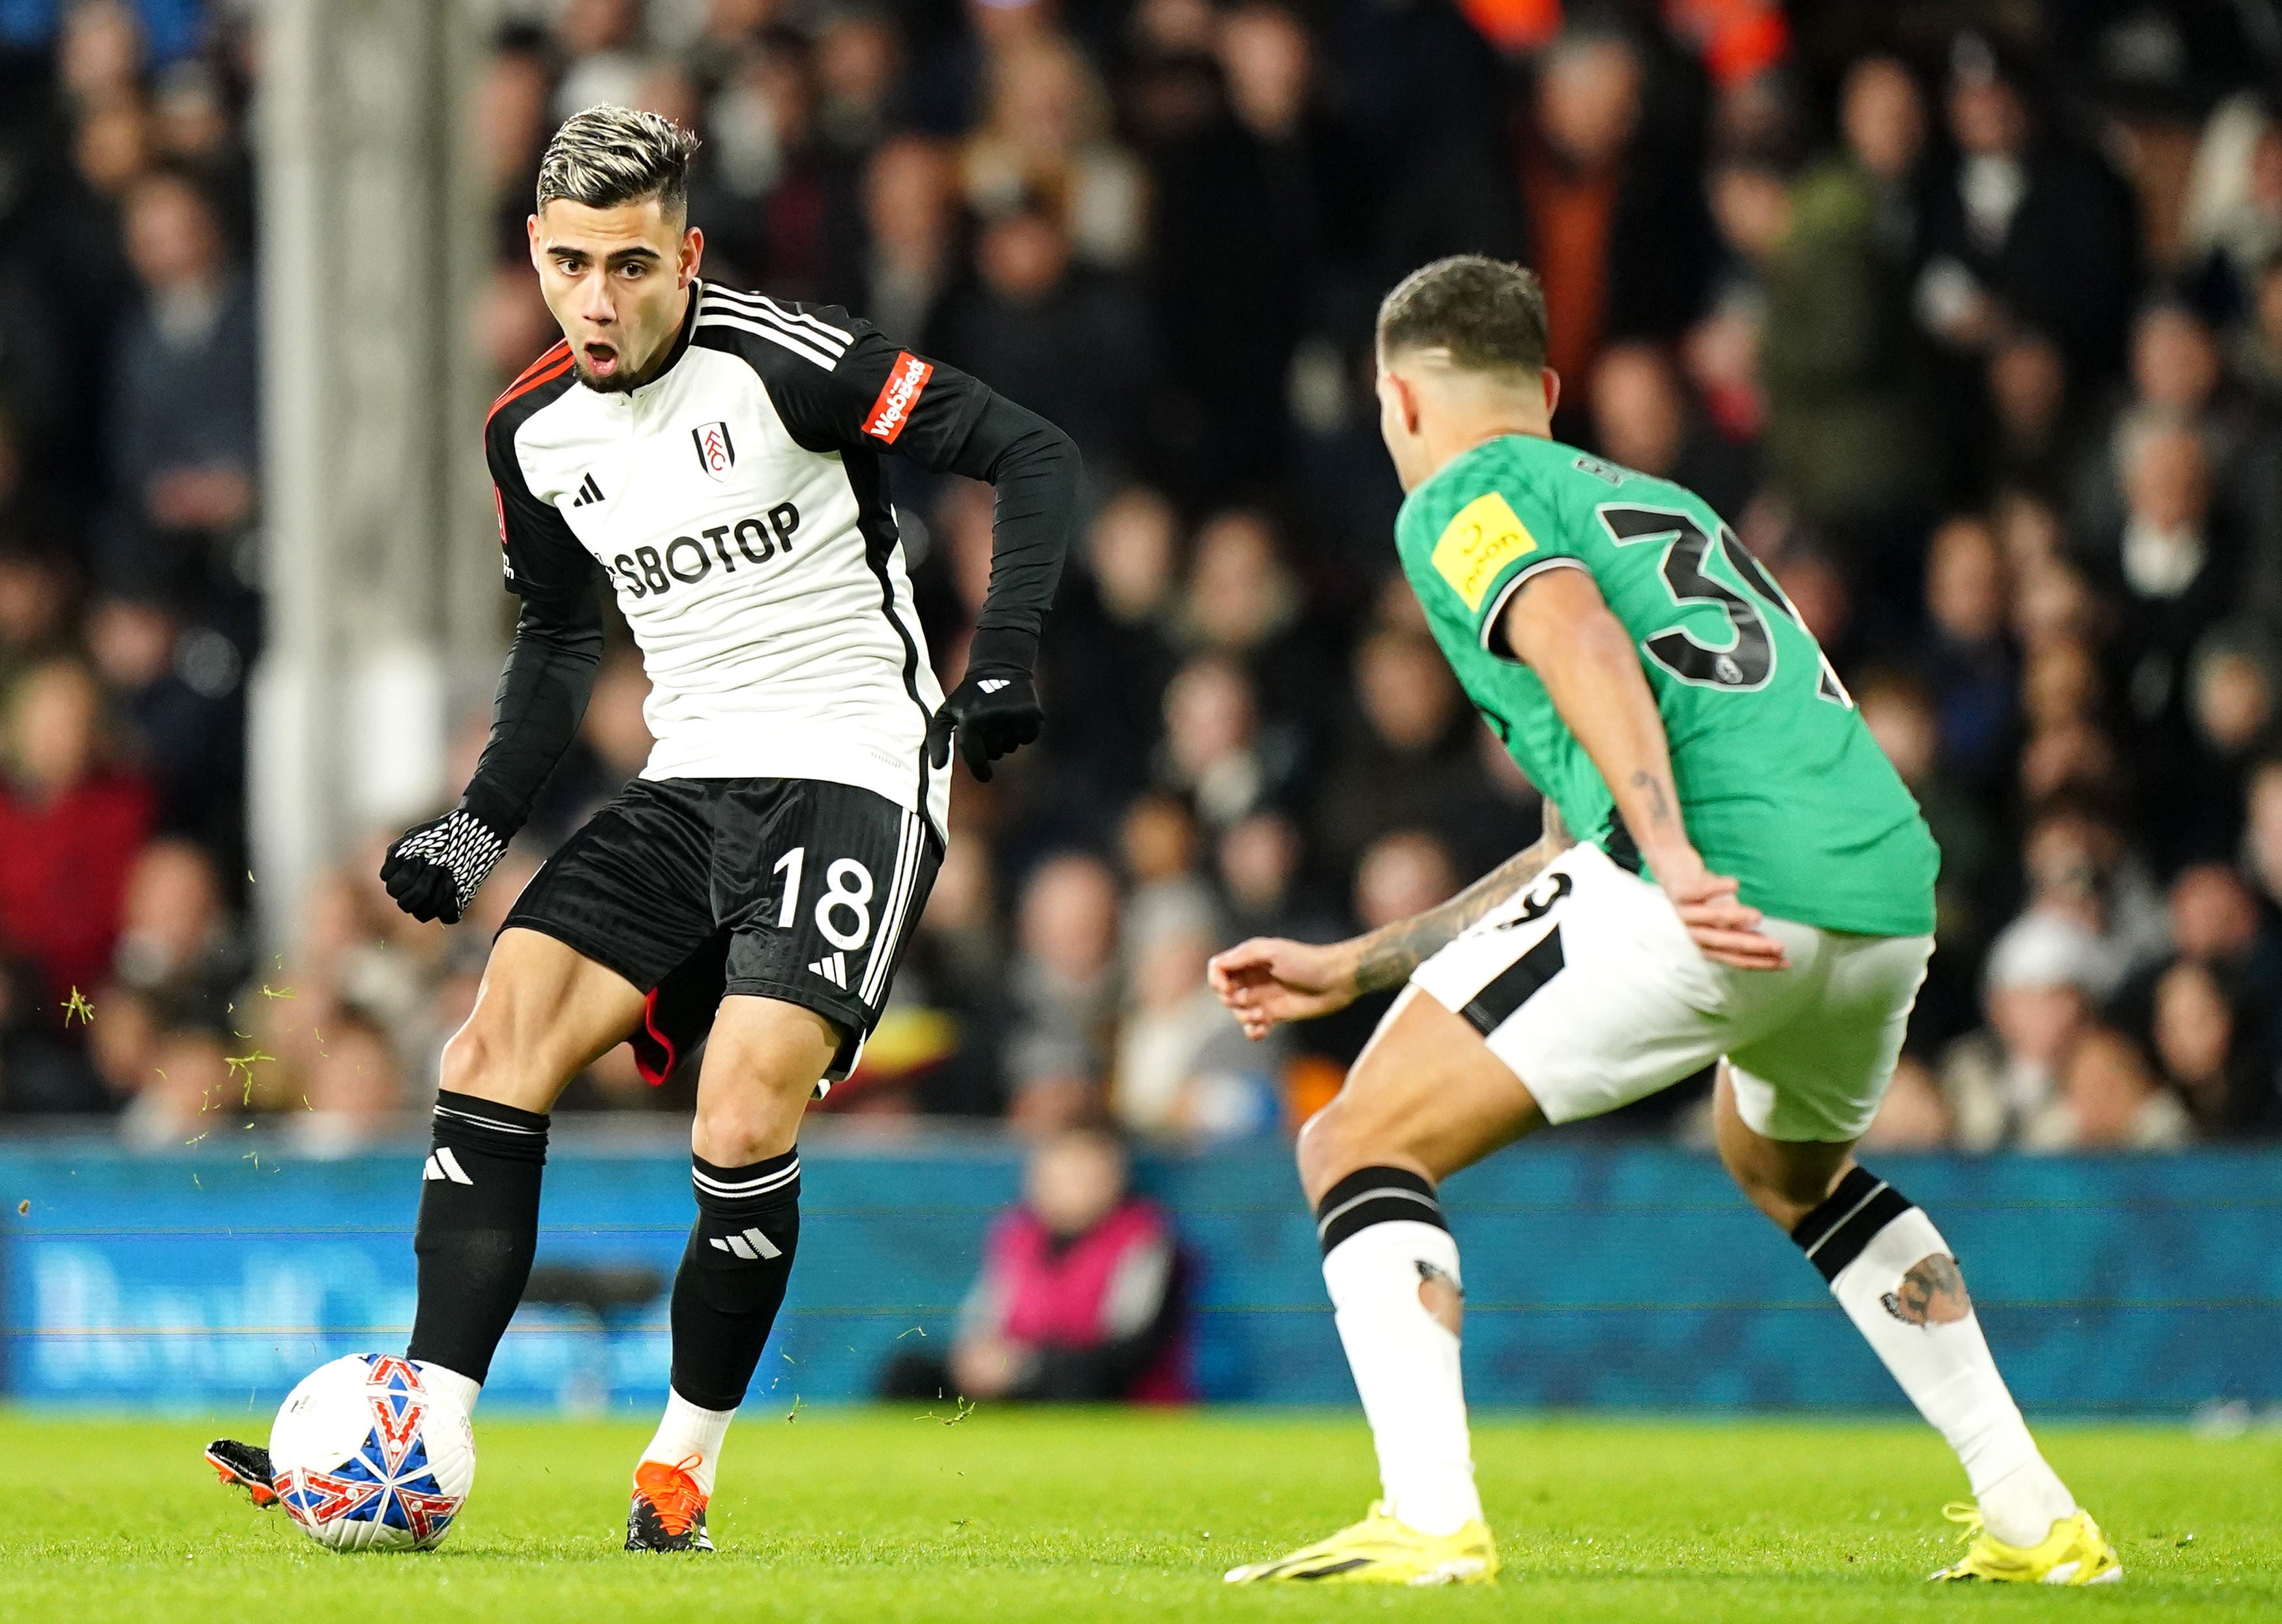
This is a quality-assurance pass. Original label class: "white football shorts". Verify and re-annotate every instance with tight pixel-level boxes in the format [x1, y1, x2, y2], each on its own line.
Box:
[1407, 841, 1933, 1142]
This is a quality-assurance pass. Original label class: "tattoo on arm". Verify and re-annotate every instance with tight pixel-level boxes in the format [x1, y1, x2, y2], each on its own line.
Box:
[1350, 809, 1575, 996]
[1628, 769, 1676, 833]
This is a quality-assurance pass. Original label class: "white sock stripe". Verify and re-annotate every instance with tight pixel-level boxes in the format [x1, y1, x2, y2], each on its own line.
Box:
[1802, 1180, 1892, 1262]
[691, 1160, 801, 1198]
[1315, 1185, 1441, 1239]
[432, 1102, 545, 1134]
[859, 812, 921, 1005]
[702, 282, 854, 346]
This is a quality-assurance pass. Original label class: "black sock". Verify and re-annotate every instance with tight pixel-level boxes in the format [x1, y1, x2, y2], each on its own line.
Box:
[405, 1089, 549, 1385]
[670, 1150, 802, 1411]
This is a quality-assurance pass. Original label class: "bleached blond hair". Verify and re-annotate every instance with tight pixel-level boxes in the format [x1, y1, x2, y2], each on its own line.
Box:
[535, 104, 700, 216]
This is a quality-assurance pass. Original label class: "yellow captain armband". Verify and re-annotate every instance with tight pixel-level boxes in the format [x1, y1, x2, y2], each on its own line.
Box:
[1431, 491, 1537, 611]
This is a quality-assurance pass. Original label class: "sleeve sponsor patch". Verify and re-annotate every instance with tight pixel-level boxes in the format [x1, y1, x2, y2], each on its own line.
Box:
[1431, 491, 1537, 611]
[862, 351, 934, 444]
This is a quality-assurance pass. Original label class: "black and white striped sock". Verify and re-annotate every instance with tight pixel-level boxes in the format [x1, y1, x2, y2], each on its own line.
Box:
[405, 1089, 550, 1393]
[1792, 1166, 2075, 1546]
[1314, 1167, 1482, 1537]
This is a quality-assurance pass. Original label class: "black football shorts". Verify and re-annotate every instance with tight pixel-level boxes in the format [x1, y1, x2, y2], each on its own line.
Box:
[501, 776, 941, 1086]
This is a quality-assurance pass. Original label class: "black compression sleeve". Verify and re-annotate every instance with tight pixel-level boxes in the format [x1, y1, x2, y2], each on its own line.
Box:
[943, 391, 1080, 671]
[458, 582, 604, 836]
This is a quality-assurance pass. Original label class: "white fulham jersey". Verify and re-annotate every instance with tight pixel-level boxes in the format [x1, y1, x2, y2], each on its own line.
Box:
[484, 284, 980, 835]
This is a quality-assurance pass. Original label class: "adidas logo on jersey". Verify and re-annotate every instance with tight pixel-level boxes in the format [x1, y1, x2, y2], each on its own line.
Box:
[709, 1226, 783, 1260]
[977, 678, 1010, 693]
[807, 951, 848, 988]
[570, 472, 604, 507]
[422, 1147, 473, 1185]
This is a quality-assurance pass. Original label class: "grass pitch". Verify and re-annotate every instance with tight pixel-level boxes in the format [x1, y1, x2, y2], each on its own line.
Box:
[0, 1409, 2270, 1622]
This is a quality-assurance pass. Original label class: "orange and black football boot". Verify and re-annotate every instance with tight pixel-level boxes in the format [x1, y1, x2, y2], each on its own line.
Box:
[626, 1456, 713, 1552]
[205, 1438, 280, 1509]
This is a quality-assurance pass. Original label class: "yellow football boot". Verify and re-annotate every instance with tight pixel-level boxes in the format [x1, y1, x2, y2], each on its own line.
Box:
[1929, 1501, 2122, 1585]
[1223, 1501, 1498, 1586]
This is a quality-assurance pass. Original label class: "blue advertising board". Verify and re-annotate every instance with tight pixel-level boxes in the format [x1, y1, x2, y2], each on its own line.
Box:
[2, 1132, 2276, 1413]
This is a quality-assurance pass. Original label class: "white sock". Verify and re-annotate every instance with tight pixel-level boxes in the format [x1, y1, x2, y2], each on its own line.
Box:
[1322, 1216, 1483, 1537]
[413, 1361, 481, 1419]
[640, 1388, 736, 1496]
[1820, 1202, 2075, 1548]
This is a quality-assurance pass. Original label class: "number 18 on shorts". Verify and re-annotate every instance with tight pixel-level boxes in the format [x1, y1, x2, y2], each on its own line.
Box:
[503, 776, 942, 1080]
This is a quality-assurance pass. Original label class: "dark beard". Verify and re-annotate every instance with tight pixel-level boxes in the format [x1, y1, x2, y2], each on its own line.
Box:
[573, 355, 641, 394]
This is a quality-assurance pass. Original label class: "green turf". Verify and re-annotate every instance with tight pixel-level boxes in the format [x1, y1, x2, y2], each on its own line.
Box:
[0, 1408, 2270, 1621]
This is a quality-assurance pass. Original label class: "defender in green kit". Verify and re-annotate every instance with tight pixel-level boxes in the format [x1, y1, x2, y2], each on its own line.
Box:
[1209, 258, 2118, 1589]
[1398, 432, 1936, 941]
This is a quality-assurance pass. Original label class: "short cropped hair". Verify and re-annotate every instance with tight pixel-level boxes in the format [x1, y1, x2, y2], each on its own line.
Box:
[1376, 256, 1550, 376]
[535, 104, 700, 217]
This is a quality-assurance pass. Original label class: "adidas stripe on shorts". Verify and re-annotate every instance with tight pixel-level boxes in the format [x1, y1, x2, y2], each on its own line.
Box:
[503, 776, 941, 1083]
[1407, 840, 1934, 1142]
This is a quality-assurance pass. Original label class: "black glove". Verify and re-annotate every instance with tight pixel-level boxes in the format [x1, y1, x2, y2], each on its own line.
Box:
[927, 655, 1043, 784]
[379, 807, 509, 925]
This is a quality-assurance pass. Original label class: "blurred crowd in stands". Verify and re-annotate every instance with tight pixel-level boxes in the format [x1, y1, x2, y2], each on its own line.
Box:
[4, 0, 2282, 1157]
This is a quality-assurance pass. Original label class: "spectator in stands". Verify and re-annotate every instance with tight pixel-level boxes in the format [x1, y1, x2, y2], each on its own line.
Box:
[83, 592, 243, 854]
[0, 657, 153, 1016]
[116, 1022, 231, 1151]
[110, 836, 243, 1033]
[960, 35, 1143, 270]
[883, 1127, 1187, 1402]
[1112, 887, 1275, 1143]
[2180, 90, 2282, 319]
[1042, 485, 1181, 799]
[106, 166, 256, 603]
[2092, 416, 2240, 862]
[2147, 960, 2259, 1134]
[1158, 653, 1279, 831]
[1007, 852, 1121, 1093]
[1916, 34, 2140, 393]
[1312, 628, 1484, 875]
[1938, 910, 2111, 1151]
[1919, 514, 2018, 793]
[2023, 1026, 2191, 1152]
[1760, 55, 1934, 547]
[1414, 29, 1712, 428]
[1590, 341, 1753, 520]
[0, 546, 75, 690]
[924, 199, 1153, 482]
[857, 134, 959, 344]
[289, 1012, 408, 1155]
[2118, 862, 2282, 1125]
[1858, 670, 1998, 1046]
[1178, 508, 1335, 745]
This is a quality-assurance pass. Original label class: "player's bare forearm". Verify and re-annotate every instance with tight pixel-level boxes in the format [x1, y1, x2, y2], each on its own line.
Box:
[1208, 806, 1572, 1039]
[1350, 805, 1571, 995]
[1499, 570, 1687, 865]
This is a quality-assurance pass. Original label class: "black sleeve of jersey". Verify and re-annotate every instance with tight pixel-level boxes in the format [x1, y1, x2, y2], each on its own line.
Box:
[458, 584, 604, 838]
[762, 316, 1079, 670]
[467, 400, 604, 834]
[486, 400, 593, 621]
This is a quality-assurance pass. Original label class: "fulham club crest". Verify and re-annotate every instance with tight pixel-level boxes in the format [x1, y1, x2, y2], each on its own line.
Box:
[692, 421, 736, 481]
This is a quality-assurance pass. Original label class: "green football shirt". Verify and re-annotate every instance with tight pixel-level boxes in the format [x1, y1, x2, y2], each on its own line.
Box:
[1395, 432, 1937, 938]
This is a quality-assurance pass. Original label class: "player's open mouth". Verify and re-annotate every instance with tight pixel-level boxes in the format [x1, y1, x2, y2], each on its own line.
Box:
[583, 342, 619, 373]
